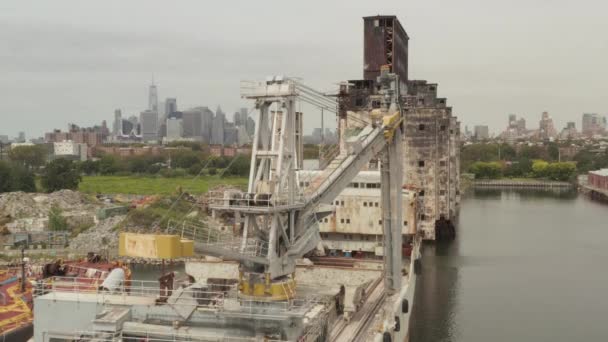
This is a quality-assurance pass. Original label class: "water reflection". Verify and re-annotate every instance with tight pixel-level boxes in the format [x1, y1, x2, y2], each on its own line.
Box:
[410, 189, 607, 342]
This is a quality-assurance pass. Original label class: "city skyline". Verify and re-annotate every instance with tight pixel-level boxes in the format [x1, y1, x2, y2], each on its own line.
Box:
[2, 1, 608, 138]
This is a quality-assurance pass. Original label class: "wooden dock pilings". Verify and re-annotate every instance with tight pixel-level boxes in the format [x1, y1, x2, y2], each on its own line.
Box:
[472, 180, 573, 188]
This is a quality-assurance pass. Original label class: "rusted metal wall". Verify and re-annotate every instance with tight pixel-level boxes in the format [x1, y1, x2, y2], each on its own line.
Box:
[363, 16, 409, 83]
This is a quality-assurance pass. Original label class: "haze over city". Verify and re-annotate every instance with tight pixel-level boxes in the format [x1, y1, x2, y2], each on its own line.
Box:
[1, 0, 607, 138]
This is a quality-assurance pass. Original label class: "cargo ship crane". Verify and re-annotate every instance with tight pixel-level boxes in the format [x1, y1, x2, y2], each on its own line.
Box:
[194, 68, 406, 298]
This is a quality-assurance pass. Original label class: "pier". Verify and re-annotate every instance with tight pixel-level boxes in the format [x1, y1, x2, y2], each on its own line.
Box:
[578, 175, 608, 203]
[472, 179, 573, 189]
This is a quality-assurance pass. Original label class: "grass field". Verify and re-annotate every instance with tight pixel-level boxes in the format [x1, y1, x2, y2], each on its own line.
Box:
[79, 175, 248, 195]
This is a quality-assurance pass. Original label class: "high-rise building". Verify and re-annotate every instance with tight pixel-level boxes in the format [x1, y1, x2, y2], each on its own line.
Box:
[140, 110, 158, 142]
[582, 113, 606, 137]
[165, 98, 177, 116]
[508, 114, 517, 128]
[113, 109, 122, 136]
[538, 111, 557, 140]
[211, 107, 225, 145]
[224, 122, 238, 145]
[233, 111, 242, 126]
[516, 118, 526, 132]
[473, 125, 489, 140]
[246, 117, 255, 137]
[196, 107, 214, 144]
[166, 117, 184, 140]
[17, 132, 26, 143]
[148, 82, 158, 112]
[182, 110, 203, 140]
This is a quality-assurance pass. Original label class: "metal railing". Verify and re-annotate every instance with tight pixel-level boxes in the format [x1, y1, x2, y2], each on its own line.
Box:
[36, 276, 330, 314]
[167, 220, 269, 258]
[35, 276, 232, 308]
[205, 190, 306, 210]
[47, 330, 289, 342]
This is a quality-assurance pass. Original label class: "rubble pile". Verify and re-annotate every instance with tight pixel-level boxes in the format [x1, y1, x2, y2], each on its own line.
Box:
[69, 215, 126, 252]
[0, 190, 102, 233]
[0, 190, 98, 219]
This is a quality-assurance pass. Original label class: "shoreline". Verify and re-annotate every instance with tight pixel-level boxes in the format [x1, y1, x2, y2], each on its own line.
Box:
[471, 179, 573, 188]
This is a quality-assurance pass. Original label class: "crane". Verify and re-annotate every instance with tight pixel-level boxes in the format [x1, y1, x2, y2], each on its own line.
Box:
[121, 67, 406, 300]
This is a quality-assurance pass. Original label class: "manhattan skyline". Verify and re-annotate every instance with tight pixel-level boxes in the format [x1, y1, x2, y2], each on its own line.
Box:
[1, 0, 607, 137]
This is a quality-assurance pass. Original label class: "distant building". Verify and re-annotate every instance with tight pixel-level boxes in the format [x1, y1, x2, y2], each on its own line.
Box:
[148, 82, 158, 112]
[211, 107, 225, 145]
[538, 111, 557, 140]
[113, 109, 122, 136]
[582, 113, 606, 137]
[473, 125, 489, 140]
[224, 123, 238, 145]
[17, 132, 26, 143]
[198, 107, 214, 143]
[166, 117, 184, 140]
[165, 98, 177, 116]
[140, 110, 159, 142]
[559, 121, 579, 140]
[246, 117, 255, 137]
[10, 142, 34, 149]
[182, 109, 203, 140]
[0, 135, 8, 144]
[237, 125, 251, 145]
[588, 169, 608, 191]
[53, 140, 88, 161]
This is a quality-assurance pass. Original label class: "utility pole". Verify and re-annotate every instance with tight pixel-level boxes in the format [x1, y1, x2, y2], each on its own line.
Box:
[21, 246, 26, 292]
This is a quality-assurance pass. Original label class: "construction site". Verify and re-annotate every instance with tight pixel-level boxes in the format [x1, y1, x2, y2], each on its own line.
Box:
[1, 14, 460, 342]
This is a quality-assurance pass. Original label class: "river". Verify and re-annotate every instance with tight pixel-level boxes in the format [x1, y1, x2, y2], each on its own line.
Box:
[411, 188, 608, 341]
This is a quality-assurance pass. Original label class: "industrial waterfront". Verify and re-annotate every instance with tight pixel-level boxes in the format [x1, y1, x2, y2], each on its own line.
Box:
[411, 188, 608, 341]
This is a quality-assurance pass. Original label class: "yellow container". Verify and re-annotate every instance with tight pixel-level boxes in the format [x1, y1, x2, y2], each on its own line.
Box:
[119, 233, 194, 259]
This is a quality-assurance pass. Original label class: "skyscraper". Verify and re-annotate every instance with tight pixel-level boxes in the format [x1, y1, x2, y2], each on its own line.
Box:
[182, 110, 203, 140]
[582, 113, 606, 136]
[140, 110, 158, 142]
[474, 125, 489, 140]
[166, 117, 183, 140]
[165, 98, 177, 116]
[200, 107, 214, 143]
[211, 107, 225, 145]
[148, 82, 158, 112]
[538, 111, 557, 140]
[113, 109, 122, 136]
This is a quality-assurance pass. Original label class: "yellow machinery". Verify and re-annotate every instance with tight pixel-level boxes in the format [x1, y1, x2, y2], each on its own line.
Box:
[119, 233, 193, 259]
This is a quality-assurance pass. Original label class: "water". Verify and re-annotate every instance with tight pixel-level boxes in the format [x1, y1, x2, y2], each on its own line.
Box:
[411, 188, 608, 342]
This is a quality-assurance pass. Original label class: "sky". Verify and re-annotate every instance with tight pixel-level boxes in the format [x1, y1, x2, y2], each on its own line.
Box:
[1, 0, 607, 138]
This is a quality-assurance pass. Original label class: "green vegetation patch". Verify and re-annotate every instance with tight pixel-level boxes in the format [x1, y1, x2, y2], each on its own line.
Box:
[79, 175, 248, 195]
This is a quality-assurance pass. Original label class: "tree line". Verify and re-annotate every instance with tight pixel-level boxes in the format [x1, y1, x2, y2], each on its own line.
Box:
[462, 142, 608, 181]
[0, 145, 251, 194]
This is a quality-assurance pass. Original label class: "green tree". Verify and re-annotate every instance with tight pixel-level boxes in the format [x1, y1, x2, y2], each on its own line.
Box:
[531, 160, 549, 178]
[98, 155, 122, 175]
[0, 161, 36, 193]
[48, 205, 68, 231]
[0, 161, 12, 192]
[469, 161, 503, 179]
[10, 164, 36, 192]
[547, 143, 560, 161]
[224, 155, 251, 176]
[545, 162, 576, 181]
[41, 158, 81, 192]
[8, 145, 47, 169]
[171, 150, 201, 169]
[79, 160, 100, 175]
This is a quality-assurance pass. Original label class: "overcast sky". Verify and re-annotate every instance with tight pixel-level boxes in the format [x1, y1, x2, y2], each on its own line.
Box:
[1, 0, 606, 138]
